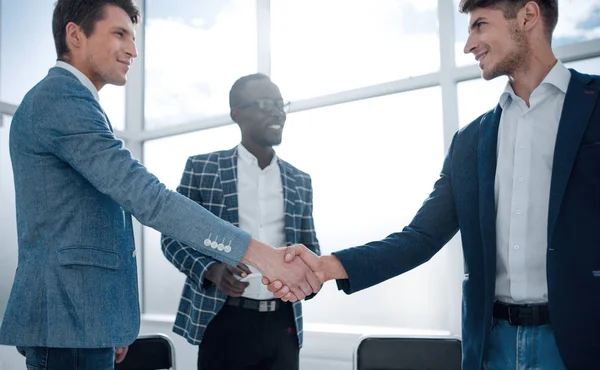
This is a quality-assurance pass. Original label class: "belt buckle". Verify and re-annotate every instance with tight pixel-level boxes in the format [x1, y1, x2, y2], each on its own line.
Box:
[259, 301, 276, 312]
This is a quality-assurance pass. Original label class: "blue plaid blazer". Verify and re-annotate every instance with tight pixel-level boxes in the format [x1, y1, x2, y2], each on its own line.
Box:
[161, 146, 320, 347]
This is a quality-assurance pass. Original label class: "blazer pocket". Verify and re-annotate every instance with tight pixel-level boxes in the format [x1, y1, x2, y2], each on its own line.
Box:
[58, 246, 119, 270]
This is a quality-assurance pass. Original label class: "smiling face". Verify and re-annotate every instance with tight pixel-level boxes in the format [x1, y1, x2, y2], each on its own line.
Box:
[67, 4, 138, 90]
[463, 6, 530, 80]
[234, 79, 287, 148]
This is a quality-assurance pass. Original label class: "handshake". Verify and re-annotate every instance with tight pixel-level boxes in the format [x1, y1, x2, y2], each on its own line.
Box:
[242, 242, 347, 302]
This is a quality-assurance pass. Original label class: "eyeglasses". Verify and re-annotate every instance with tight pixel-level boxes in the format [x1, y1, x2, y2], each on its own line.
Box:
[235, 99, 291, 113]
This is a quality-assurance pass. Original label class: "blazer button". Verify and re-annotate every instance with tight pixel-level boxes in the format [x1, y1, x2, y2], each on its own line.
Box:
[217, 243, 224, 251]
[211, 241, 218, 249]
[224, 245, 232, 253]
[132, 250, 136, 257]
[204, 239, 211, 247]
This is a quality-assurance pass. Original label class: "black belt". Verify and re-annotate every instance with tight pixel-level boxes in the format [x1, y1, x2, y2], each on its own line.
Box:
[225, 297, 282, 312]
[493, 301, 550, 326]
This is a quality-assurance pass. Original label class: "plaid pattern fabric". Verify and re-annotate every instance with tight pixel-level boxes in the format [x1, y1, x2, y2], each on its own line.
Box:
[161, 146, 320, 347]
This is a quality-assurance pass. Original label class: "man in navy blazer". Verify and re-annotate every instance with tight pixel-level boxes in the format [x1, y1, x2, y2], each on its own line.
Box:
[268, 0, 600, 369]
[162, 74, 320, 370]
[0, 1, 319, 369]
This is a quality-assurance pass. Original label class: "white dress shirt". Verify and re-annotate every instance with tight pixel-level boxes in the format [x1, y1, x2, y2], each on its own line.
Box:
[55, 61, 100, 102]
[494, 60, 571, 304]
[237, 144, 286, 300]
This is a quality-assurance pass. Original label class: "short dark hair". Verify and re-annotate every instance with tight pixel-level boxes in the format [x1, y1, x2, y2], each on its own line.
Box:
[229, 73, 272, 110]
[52, 0, 140, 60]
[458, 0, 558, 41]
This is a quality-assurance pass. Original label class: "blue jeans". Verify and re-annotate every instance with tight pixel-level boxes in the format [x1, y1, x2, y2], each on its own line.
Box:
[483, 319, 566, 370]
[16, 347, 115, 370]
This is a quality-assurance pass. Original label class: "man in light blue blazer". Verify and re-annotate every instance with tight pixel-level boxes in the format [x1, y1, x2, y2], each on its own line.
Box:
[0, 1, 319, 369]
[269, 1, 600, 369]
[162, 74, 320, 370]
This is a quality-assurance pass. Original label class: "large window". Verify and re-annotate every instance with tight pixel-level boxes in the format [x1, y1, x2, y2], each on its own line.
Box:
[271, 0, 440, 100]
[457, 76, 507, 128]
[140, 87, 462, 330]
[144, 0, 257, 130]
[1, 0, 55, 105]
[277, 88, 445, 255]
[566, 56, 600, 74]
[276, 88, 454, 328]
[0, 0, 126, 130]
[99, 86, 126, 131]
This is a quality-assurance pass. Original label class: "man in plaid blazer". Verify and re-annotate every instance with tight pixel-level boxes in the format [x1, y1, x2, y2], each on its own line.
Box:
[161, 73, 320, 370]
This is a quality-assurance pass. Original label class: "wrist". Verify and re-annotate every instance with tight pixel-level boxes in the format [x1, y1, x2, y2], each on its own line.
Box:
[241, 239, 273, 272]
[321, 255, 348, 281]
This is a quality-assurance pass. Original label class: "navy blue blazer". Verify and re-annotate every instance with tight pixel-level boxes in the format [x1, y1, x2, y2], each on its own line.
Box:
[334, 69, 600, 369]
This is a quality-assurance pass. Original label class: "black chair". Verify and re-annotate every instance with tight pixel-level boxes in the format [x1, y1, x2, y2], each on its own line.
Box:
[353, 335, 462, 370]
[114, 333, 176, 370]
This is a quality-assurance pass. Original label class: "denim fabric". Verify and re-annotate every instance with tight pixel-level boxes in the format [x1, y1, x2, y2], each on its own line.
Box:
[483, 319, 565, 370]
[17, 347, 114, 370]
[0, 67, 250, 347]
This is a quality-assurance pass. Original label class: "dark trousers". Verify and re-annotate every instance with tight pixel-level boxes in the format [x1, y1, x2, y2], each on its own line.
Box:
[198, 301, 299, 370]
[16, 347, 115, 370]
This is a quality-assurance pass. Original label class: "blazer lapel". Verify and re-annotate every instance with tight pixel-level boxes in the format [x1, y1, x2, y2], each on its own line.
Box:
[548, 71, 598, 246]
[219, 147, 239, 226]
[279, 161, 297, 246]
[478, 105, 502, 260]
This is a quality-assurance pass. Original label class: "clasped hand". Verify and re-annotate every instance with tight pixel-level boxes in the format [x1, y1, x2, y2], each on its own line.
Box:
[261, 244, 325, 302]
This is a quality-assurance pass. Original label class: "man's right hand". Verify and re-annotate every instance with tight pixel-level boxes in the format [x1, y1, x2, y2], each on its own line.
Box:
[263, 245, 349, 302]
[205, 263, 251, 296]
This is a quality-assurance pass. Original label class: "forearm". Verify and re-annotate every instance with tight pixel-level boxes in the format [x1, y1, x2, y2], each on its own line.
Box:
[38, 90, 251, 266]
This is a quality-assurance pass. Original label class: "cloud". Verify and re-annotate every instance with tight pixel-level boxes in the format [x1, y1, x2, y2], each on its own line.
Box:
[270, 0, 440, 99]
[144, 1, 257, 129]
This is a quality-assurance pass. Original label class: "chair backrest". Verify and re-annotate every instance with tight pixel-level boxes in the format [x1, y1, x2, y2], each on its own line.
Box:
[114, 333, 176, 370]
[353, 335, 461, 370]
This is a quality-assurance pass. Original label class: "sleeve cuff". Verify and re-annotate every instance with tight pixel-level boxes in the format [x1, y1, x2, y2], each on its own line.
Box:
[336, 279, 351, 294]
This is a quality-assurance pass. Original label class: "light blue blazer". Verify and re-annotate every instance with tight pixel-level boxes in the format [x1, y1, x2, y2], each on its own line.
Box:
[0, 67, 251, 348]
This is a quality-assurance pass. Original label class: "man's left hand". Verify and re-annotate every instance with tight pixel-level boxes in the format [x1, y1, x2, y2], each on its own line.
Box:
[115, 346, 129, 363]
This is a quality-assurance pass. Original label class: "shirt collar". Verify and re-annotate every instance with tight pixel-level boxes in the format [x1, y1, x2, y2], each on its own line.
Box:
[498, 59, 571, 109]
[237, 143, 278, 167]
[55, 61, 100, 102]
